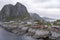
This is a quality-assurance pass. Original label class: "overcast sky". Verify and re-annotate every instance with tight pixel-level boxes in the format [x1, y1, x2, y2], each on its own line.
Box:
[0, 0, 60, 19]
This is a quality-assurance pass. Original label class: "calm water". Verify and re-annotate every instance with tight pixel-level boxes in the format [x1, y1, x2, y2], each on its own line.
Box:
[0, 28, 36, 40]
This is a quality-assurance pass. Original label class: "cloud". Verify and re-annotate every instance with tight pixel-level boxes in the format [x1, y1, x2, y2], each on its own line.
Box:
[33, 0, 49, 3]
[33, 0, 60, 8]
[0, 0, 15, 10]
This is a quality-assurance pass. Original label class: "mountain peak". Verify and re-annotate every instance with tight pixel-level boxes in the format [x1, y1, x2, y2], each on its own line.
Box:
[15, 2, 23, 6]
[30, 13, 43, 21]
[0, 2, 30, 21]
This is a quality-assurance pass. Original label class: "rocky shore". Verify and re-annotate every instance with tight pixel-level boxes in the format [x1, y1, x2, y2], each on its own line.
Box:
[0, 22, 60, 40]
[0, 24, 60, 40]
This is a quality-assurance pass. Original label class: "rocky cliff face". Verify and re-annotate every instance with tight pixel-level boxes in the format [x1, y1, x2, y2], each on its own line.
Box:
[30, 13, 43, 21]
[0, 2, 30, 21]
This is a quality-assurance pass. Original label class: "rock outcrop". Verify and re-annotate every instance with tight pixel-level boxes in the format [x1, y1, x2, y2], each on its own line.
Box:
[2, 24, 60, 40]
[0, 2, 30, 21]
[1, 24, 50, 39]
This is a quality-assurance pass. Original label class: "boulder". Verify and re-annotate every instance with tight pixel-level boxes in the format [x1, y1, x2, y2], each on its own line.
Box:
[26, 28, 36, 36]
[49, 31, 60, 40]
[33, 30, 49, 39]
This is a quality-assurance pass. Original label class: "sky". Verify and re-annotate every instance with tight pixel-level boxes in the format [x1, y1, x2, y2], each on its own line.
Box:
[0, 0, 60, 19]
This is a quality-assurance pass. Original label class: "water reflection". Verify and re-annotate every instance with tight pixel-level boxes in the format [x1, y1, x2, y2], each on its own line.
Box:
[0, 28, 36, 40]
